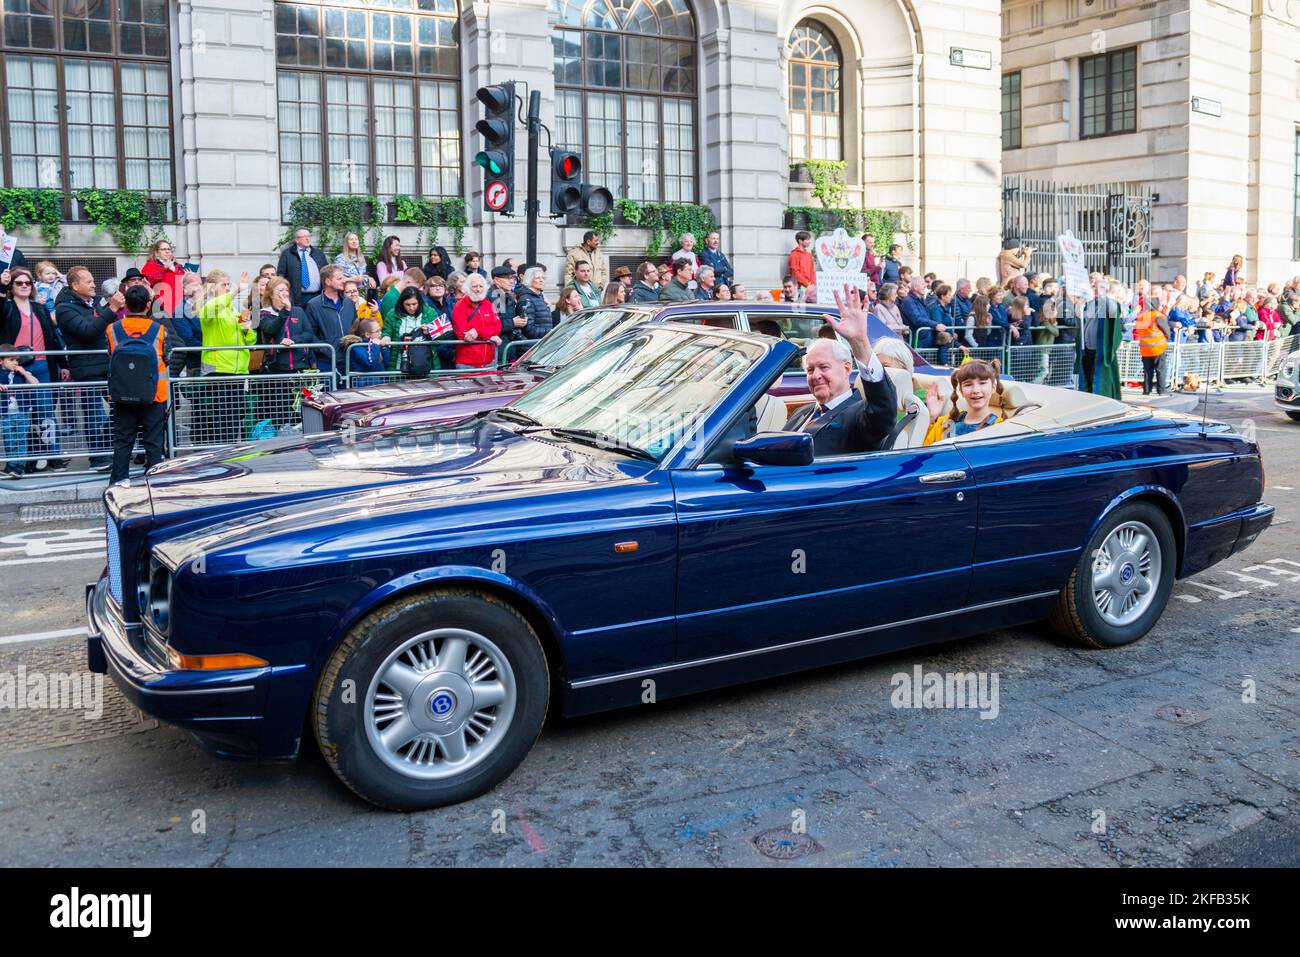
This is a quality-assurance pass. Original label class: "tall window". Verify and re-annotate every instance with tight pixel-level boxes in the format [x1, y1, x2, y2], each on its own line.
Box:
[786, 19, 841, 163]
[1293, 130, 1300, 260]
[551, 0, 697, 203]
[1080, 47, 1136, 139]
[1001, 72, 1021, 150]
[0, 0, 172, 203]
[275, 0, 461, 219]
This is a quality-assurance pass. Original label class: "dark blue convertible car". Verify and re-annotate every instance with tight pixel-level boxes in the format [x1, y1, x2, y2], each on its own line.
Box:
[87, 322, 1273, 809]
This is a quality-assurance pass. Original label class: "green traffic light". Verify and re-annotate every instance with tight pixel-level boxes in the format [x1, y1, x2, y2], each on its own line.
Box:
[474, 151, 503, 176]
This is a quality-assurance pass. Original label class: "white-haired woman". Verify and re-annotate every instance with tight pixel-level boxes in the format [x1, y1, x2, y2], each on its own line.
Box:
[874, 334, 928, 418]
[517, 266, 553, 341]
[450, 272, 502, 369]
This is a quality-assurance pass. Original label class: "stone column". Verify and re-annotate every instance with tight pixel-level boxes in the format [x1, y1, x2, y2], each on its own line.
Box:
[176, 0, 281, 273]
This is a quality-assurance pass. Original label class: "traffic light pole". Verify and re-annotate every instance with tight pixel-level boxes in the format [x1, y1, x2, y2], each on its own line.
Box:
[525, 90, 541, 267]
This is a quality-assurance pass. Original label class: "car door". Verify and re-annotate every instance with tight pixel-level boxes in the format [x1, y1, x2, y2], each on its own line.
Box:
[670, 444, 977, 662]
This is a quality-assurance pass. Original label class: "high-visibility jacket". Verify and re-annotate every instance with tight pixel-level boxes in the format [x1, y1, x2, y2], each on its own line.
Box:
[1134, 310, 1167, 358]
[106, 314, 168, 403]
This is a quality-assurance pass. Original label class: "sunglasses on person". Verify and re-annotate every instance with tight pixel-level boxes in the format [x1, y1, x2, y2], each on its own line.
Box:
[11, 279, 32, 287]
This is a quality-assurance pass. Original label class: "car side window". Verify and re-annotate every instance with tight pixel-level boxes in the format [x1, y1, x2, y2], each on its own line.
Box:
[672, 312, 740, 330]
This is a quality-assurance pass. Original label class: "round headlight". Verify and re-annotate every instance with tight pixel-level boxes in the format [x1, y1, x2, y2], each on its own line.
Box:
[148, 557, 171, 634]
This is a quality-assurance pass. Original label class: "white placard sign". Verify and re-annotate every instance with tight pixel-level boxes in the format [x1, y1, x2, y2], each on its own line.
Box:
[813, 227, 869, 297]
[0, 232, 15, 267]
[1056, 230, 1092, 300]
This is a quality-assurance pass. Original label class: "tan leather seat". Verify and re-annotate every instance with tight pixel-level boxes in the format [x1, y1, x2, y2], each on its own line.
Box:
[882, 366, 930, 448]
[754, 393, 789, 432]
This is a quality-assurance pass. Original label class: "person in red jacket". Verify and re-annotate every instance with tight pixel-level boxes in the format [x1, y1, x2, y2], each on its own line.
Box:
[788, 230, 816, 292]
[140, 238, 187, 317]
[450, 273, 502, 369]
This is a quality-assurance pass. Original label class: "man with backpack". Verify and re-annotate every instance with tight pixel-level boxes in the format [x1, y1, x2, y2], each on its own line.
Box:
[105, 284, 170, 482]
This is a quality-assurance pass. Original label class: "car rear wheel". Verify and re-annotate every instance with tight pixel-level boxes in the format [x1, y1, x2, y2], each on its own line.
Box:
[1049, 501, 1176, 648]
[314, 588, 549, 810]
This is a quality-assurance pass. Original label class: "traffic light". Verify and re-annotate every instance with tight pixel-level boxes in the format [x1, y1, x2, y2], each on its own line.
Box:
[550, 149, 582, 215]
[474, 82, 515, 214]
[548, 147, 614, 218]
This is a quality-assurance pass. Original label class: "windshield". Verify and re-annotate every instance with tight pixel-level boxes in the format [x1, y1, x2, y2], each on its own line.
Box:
[511, 326, 767, 460]
[518, 308, 650, 369]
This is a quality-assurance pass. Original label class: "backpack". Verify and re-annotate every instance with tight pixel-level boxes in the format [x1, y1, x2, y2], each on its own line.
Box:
[108, 320, 161, 404]
[400, 326, 436, 378]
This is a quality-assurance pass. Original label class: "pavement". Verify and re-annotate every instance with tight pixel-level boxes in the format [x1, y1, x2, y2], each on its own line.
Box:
[0, 386, 1296, 866]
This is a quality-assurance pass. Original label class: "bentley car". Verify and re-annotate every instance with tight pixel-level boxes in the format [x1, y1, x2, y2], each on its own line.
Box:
[303, 301, 942, 435]
[87, 323, 1272, 810]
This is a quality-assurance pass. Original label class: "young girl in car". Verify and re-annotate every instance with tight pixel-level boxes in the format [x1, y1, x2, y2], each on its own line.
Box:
[921, 358, 1004, 446]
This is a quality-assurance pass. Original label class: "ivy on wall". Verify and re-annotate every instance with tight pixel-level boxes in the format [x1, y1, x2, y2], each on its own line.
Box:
[605, 200, 720, 257]
[277, 194, 383, 256]
[784, 205, 914, 252]
[74, 189, 171, 256]
[0, 188, 64, 246]
[392, 195, 468, 254]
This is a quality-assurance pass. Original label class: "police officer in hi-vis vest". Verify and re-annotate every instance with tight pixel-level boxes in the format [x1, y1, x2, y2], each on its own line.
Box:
[105, 284, 170, 482]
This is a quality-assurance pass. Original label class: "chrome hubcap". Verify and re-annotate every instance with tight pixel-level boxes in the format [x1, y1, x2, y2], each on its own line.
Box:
[364, 628, 517, 780]
[1091, 520, 1161, 626]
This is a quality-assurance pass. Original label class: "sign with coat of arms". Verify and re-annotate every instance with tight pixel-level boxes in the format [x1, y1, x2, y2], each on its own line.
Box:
[813, 228, 869, 297]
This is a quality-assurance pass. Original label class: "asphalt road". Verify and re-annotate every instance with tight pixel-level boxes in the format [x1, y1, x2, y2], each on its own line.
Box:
[0, 388, 1297, 867]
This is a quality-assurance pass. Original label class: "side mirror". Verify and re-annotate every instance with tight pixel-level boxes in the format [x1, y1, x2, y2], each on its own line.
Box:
[734, 431, 814, 467]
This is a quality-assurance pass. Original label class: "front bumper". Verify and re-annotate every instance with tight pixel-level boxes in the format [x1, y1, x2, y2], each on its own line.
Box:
[85, 576, 288, 759]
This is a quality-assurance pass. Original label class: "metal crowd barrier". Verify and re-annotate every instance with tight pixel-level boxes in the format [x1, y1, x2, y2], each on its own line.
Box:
[166, 345, 335, 454]
[0, 348, 125, 473]
[340, 336, 542, 389]
[1114, 335, 1299, 388]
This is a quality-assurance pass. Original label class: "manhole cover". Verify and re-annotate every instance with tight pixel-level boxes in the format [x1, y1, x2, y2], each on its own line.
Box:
[0, 637, 157, 754]
[1154, 704, 1210, 726]
[753, 827, 822, 860]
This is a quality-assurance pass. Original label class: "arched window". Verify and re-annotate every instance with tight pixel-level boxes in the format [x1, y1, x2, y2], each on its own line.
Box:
[275, 0, 461, 219]
[0, 0, 172, 207]
[551, 0, 697, 203]
[786, 19, 842, 163]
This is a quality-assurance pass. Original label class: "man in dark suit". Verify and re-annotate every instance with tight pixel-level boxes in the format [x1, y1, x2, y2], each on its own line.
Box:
[276, 227, 329, 307]
[783, 286, 897, 456]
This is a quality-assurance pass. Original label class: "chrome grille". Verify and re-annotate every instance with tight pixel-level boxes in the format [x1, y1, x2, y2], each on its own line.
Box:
[106, 517, 123, 604]
[301, 404, 323, 435]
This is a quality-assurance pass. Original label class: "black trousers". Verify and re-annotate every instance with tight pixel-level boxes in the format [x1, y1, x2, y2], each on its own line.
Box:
[110, 401, 167, 483]
[1081, 348, 1097, 392]
[1141, 354, 1165, 395]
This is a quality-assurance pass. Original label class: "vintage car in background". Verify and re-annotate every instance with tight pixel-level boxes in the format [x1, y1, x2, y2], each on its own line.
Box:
[1275, 348, 1300, 421]
[87, 322, 1271, 810]
[302, 300, 943, 435]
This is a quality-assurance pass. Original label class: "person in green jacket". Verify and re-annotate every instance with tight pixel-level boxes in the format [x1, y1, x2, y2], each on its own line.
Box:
[198, 269, 256, 374]
[383, 286, 453, 372]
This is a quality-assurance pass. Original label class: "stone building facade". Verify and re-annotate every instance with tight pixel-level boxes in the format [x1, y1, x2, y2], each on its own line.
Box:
[1002, 0, 1300, 283]
[0, 0, 1003, 284]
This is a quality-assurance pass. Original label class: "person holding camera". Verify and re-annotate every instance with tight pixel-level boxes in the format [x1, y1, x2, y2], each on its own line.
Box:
[998, 238, 1035, 284]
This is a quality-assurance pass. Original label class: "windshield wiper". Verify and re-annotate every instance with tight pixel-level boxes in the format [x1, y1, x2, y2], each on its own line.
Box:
[531, 427, 658, 462]
[482, 407, 543, 427]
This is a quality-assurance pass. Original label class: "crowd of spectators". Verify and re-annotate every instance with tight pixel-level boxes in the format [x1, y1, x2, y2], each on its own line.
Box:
[1, 221, 1297, 477]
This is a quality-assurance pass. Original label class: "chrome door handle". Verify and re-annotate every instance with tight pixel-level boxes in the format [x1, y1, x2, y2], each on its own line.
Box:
[919, 470, 967, 484]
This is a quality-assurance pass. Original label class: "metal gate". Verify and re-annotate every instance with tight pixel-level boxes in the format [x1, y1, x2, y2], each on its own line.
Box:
[1002, 176, 1153, 289]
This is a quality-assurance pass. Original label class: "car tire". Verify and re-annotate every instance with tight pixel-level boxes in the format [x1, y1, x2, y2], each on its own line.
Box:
[1286, 411, 1300, 422]
[1049, 501, 1176, 649]
[314, 588, 549, 810]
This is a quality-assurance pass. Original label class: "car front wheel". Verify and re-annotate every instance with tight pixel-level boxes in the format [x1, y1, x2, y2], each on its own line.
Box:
[314, 588, 549, 810]
[1286, 411, 1300, 422]
[1050, 501, 1176, 648]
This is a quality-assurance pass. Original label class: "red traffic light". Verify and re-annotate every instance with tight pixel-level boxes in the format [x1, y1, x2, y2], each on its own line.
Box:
[552, 150, 581, 181]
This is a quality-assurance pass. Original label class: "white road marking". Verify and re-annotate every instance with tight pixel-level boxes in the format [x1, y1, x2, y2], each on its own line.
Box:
[0, 626, 88, 646]
[1182, 580, 1248, 600]
[0, 549, 105, 567]
[1221, 569, 1279, 588]
[1273, 486, 1294, 490]
[1174, 594, 1202, 603]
